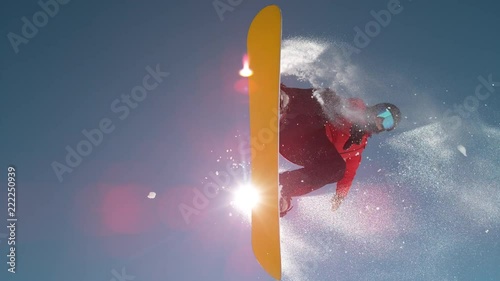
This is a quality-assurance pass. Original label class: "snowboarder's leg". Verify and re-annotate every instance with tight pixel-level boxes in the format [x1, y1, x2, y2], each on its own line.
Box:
[280, 161, 345, 197]
[278, 86, 344, 216]
[280, 85, 325, 117]
[279, 118, 327, 166]
[279, 86, 335, 165]
[279, 127, 346, 198]
[279, 87, 330, 164]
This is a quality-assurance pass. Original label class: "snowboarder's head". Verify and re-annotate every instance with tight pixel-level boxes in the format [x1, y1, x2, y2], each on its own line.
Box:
[365, 103, 401, 133]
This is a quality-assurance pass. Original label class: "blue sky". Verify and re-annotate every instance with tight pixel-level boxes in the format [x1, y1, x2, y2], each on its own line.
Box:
[0, 0, 499, 280]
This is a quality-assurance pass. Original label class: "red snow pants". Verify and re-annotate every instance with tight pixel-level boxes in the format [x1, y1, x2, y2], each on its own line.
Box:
[279, 86, 346, 198]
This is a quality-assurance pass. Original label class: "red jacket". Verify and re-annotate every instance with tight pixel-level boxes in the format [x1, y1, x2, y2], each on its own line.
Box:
[324, 97, 370, 198]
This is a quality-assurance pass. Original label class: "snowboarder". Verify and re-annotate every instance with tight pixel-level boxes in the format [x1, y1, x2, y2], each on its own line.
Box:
[279, 83, 401, 217]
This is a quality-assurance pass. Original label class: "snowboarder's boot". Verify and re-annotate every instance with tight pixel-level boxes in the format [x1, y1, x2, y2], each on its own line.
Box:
[279, 193, 293, 217]
[280, 89, 289, 115]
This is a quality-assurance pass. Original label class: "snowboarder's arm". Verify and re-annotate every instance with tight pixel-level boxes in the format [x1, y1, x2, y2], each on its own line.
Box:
[335, 153, 362, 198]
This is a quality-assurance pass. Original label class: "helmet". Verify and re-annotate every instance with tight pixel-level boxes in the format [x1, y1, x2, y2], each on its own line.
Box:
[367, 103, 401, 131]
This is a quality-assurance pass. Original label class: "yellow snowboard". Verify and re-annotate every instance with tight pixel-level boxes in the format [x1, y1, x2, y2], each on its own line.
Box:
[247, 5, 282, 280]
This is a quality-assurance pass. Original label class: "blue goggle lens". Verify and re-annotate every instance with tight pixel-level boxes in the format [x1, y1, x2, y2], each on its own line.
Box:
[377, 109, 394, 130]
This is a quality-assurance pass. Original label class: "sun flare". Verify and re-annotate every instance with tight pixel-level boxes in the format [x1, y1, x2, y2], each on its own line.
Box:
[231, 184, 261, 215]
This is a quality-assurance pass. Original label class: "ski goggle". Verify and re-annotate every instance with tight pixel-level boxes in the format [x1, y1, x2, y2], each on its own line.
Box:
[377, 108, 395, 130]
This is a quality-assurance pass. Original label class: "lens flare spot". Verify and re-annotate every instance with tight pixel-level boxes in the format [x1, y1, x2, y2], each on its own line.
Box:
[239, 54, 253, 77]
[230, 184, 261, 217]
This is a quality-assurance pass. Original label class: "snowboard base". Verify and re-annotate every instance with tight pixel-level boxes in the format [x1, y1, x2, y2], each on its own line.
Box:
[248, 4, 283, 281]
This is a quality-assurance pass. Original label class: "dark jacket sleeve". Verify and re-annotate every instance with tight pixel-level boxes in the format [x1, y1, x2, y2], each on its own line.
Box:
[336, 98, 368, 197]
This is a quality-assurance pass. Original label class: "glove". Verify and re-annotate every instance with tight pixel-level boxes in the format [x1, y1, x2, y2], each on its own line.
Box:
[343, 123, 365, 150]
[331, 194, 344, 212]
